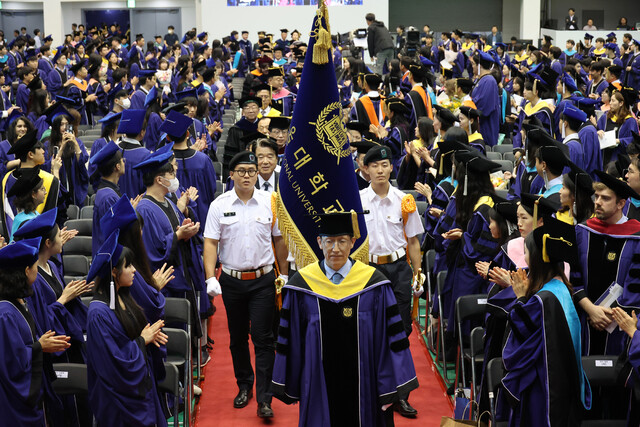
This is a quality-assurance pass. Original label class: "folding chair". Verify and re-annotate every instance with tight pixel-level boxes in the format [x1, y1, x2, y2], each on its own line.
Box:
[52, 363, 88, 395]
[502, 152, 516, 163]
[403, 189, 420, 200]
[67, 204, 80, 220]
[158, 362, 181, 427]
[581, 356, 627, 426]
[62, 236, 92, 258]
[487, 151, 502, 161]
[469, 326, 485, 399]
[63, 255, 90, 277]
[494, 160, 513, 173]
[486, 357, 506, 426]
[416, 201, 428, 216]
[64, 219, 93, 237]
[455, 294, 488, 387]
[492, 144, 513, 155]
[80, 206, 94, 220]
[436, 270, 450, 377]
[423, 249, 437, 351]
[81, 296, 92, 308]
[164, 327, 192, 427]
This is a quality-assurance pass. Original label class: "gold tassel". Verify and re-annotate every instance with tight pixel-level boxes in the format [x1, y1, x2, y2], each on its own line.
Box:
[312, 3, 332, 65]
[533, 197, 540, 229]
[351, 209, 360, 240]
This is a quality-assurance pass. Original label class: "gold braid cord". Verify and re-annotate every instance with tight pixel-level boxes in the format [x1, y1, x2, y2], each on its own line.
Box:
[274, 191, 370, 268]
[312, 2, 332, 65]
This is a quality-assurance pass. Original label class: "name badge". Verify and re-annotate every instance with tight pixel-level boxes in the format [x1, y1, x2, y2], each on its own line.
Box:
[224, 212, 236, 217]
[595, 360, 613, 367]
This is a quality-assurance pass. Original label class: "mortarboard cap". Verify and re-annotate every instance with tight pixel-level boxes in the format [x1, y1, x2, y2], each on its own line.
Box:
[280, 29, 289, 33]
[267, 67, 285, 78]
[98, 111, 122, 126]
[494, 196, 519, 226]
[604, 43, 618, 51]
[13, 208, 57, 240]
[386, 97, 411, 116]
[350, 138, 380, 156]
[229, 151, 258, 172]
[363, 145, 392, 165]
[43, 35, 53, 42]
[24, 48, 38, 61]
[162, 102, 187, 115]
[537, 142, 569, 172]
[564, 160, 594, 196]
[456, 78, 474, 92]
[138, 69, 157, 78]
[268, 116, 291, 131]
[239, 95, 261, 107]
[158, 110, 192, 139]
[433, 105, 458, 127]
[143, 85, 158, 108]
[418, 55, 434, 68]
[0, 237, 41, 269]
[317, 211, 362, 239]
[560, 72, 578, 93]
[197, 32, 207, 40]
[175, 88, 197, 101]
[618, 87, 638, 107]
[54, 95, 82, 109]
[89, 140, 122, 167]
[363, 73, 382, 89]
[100, 194, 137, 238]
[606, 32, 616, 39]
[86, 230, 123, 285]
[257, 56, 274, 66]
[8, 129, 39, 157]
[561, 103, 587, 123]
[520, 192, 561, 222]
[69, 61, 85, 75]
[458, 105, 482, 120]
[455, 150, 501, 173]
[476, 50, 497, 67]
[133, 142, 175, 173]
[345, 121, 369, 135]
[584, 33, 594, 40]
[7, 168, 42, 198]
[594, 169, 640, 200]
[117, 109, 146, 135]
[494, 42, 507, 50]
[533, 216, 578, 265]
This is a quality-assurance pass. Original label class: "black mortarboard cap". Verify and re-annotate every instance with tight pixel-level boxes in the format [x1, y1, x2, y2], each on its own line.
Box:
[533, 216, 578, 265]
[433, 105, 458, 127]
[520, 192, 561, 224]
[317, 211, 362, 239]
[7, 168, 42, 198]
[8, 129, 38, 157]
[268, 116, 291, 131]
[594, 169, 640, 200]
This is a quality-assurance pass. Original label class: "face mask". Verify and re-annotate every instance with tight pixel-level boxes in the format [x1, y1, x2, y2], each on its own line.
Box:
[161, 176, 179, 193]
[168, 30, 174, 34]
[121, 98, 131, 109]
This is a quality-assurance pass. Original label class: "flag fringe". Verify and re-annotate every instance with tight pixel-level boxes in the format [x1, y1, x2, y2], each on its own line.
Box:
[312, 2, 332, 65]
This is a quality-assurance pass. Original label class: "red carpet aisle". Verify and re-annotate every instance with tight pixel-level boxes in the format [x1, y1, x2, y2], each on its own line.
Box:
[195, 300, 453, 427]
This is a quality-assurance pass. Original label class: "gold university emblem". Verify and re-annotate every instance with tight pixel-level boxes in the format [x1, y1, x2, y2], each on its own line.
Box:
[342, 306, 353, 318]
[310, 102, 351, 163]
[607, 252, 616, 261]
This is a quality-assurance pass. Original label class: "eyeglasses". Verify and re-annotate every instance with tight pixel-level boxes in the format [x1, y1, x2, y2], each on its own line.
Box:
[234, 169, 258, 177]
[271, 129, 288, 136]
[321, 238, 351, 250]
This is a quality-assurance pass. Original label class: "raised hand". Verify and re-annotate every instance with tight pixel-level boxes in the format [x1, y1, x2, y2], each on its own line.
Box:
[39, 330, 71, 353]
[152, 263, 175, 290]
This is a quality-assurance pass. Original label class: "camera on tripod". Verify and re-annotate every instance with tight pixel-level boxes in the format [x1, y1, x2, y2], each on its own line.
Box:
[401, 26, 421, 57]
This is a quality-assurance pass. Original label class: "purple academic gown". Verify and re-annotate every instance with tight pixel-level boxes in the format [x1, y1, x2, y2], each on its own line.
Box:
[272, 262, 419, 427]
[43, 140, 89, 207]
[173, 148, 217, 226]
[471, 74, 501, 146]
[430, 195, 459, 315]
[92, 180, 121, 256]
[86, 300, 167, 427]
[597, 114, 640, 164]
[499, 279, 591, 426]
[0, 300, 46, 426]
[577, 123, 602, 177]
[0, 139, 16, 179]
[117, 138, 151, 199]
[129, 88, 148, 110]
[508, 163, 544, 201]
[16, 83, 30, 113]
[142, 112, 163, 151]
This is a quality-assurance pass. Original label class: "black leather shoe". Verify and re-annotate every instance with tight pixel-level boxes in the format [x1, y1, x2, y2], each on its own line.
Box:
[257, 402, 274, 418]
[233, 389, 253, 408]
[394, 399, 418, 417]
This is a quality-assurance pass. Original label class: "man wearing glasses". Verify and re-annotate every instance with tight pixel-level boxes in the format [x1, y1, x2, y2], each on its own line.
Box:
[203, 151, 289, 419]
[267, 116, 290, 155]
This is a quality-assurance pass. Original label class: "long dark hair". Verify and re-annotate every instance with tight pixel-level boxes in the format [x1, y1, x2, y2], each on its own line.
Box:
[7, 116, 35, 145]
[524, 232, 571, 299]
[14, 178, 43, 213]
[29, 89, 49, 116]
[0, 265, 34, 299]
[560, 174, 594, 223]
[489, 207, 511, 246]
[454, 158, 496, 229]
[49, 115, 76, 159]
[417, 117, 435, 144]
[94, 247, 147, 340]
[117, 216, 160, 291]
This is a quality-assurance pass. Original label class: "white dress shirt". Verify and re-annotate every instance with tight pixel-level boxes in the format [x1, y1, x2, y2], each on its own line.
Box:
[257, 173, 276, 193]
[359, 185, 424, 256]
[204, 188, 281, 271]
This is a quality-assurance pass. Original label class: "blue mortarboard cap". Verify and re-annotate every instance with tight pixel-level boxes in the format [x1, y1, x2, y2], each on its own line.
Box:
[206, 57, 216, 68]
[106, 49, 117, 59]
[55, 95, 82, 109]
[195, 84, 207, 96]
[43, 35, 53, 42]
[418, 55, 434, 67]
[117, 109, 146, 135]
[52, 46, 66, 63]
[584, 33, 594, 40]
[197, 32, 207, 40]
[6, 109, 24, 126]
[181, 33, 188, 44]
[133, 142, 175, 172]
[561, 103, 587, 123]
[89, 140, 122, 167]
[0, 237, 41, 269]
[144, 85, 158, 108]
[494, 42, 507, 50]
[605, 43, 618, 50]
[7, 39, 15, 49]
[158, 110, 193, 138]
[128, 46, 139, 61]
[100, 194, 137, 238]
[86, 230, 123, 283]
[176, 88, 197, 101]
[138, 69, 157, 78]
[632, 39, 640, 47]
[560, 72, 579, 92]
[477, 50, 497, 65]
[606, 32, 616, 39]
[196, 43, 209, 53]
[98, 111, 122, 125]
[571, 96, 602, 108]
[13, 208, 57, 239]
[45, 102, 72, 125]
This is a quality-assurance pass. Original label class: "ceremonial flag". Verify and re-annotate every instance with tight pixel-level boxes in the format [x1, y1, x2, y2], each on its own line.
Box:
[276, 1, 368, 268]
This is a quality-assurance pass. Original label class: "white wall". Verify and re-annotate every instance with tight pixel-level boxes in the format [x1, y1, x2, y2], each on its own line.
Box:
[201, 0, 388, 41]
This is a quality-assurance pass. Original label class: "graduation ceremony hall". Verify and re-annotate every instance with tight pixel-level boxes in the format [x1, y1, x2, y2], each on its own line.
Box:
[0, 0, 640, 425]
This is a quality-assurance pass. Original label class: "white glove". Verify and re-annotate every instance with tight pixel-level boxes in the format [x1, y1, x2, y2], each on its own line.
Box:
[206, 277, 222, 297]
[412, 272, 426, 297]
[278, 274, 289, 286]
